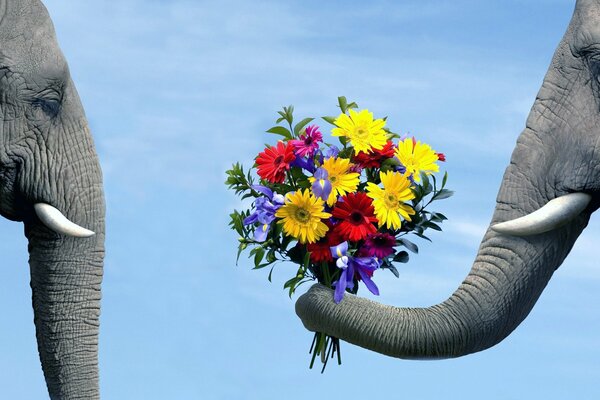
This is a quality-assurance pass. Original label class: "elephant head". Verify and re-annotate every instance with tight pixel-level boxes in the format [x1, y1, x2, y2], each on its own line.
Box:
[1, 1, 104, 398]
[296, 0, 600, 359]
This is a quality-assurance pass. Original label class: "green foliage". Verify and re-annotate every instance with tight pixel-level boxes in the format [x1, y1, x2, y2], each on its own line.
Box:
[266, 126, 293, 140]
[337, 96, 358, 114]
[294, 118, 314, 136]
[225, 163, 254, 197]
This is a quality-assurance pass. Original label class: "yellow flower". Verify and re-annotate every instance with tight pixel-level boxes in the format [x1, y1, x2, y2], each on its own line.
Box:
[309, 157, 360, 206]
[395, 138, 439, 183]
[275, 189, 331, 244]
[366, 171, 415, 230]
[332, 109, 387, 154]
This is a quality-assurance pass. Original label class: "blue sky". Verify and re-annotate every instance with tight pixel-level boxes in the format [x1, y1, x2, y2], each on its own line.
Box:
[1, 0, 599, 398]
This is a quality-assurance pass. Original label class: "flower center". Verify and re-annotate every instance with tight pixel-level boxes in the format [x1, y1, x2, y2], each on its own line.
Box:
[350, 211, 364, 224]
[294, 207, 311, 223]
[372, 236, 386, 246]
[274, 155, 284, 165]
[384, 193, 399, 209]
[354, 125, 369, 139]
[329, 175, 337, 183]
[304, 137, 313, 145]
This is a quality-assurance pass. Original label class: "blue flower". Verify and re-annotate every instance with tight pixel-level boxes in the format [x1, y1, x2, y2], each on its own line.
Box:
[311, 167, 332, 202]
[322, 145, 340, 160]
[330, 241, 380, 303]
[243, 185, 284, 242]
[290, 152, 317, 173]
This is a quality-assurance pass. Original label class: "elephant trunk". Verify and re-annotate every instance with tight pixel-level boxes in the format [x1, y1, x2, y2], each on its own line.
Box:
[24, 128, 105, 399]
[295, 99, 593, 358]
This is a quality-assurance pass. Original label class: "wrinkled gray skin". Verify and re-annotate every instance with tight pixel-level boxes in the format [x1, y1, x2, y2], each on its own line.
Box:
[0, 1, 104, 399]
[296, 0, 600, 359]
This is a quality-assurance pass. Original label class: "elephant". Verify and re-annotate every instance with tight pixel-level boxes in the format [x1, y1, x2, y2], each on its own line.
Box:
[296, 0, 600, 359]
[1, 1, 105, 398]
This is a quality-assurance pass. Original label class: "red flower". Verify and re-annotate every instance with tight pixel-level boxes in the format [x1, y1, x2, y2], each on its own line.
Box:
[307, 223, 343, 263]
[436, 152, 446, 162]
[353, 140, 396, 168]
[332, 192, 378, 242]
[255, 141, 296, 183]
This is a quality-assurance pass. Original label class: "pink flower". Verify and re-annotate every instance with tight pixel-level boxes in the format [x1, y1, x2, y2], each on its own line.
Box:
[359, 232, 396, 258]
[290, 125, 322, 157]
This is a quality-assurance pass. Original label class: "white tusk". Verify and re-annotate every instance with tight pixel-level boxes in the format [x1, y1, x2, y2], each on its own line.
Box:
[491, 192, 592, 236]
[34, 203, 95, 238]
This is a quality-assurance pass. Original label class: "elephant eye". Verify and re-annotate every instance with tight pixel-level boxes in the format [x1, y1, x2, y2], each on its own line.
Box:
[32, 91, 62, 117]
[583, 53, 600, 93]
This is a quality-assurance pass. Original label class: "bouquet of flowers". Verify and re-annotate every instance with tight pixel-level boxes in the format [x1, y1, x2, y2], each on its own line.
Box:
[226, 97, 452, 371]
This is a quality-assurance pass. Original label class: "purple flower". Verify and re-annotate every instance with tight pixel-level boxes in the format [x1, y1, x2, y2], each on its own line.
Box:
[289, 125, 322, 157]
[318, 145, 340, 163]
[291, 153, 316, 173]
[360, 232, 396, 258]
[330, 241, 349, 259]
[311, 167, 332, 201]
[243, 185, 284, 242]
[352, 256, 381, 298]
[330, 241, 380, 303]
[394, 163, 407, 175]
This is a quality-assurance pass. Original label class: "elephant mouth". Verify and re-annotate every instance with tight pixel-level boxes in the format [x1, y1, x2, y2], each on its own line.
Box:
[0, 164, 94, 237]
[0, 164, 28, 221]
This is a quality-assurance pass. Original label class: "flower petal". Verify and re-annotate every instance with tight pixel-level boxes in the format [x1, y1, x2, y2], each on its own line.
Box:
[330, 241, 349, 259]
[334, 269, 347, 303]
[254, 223, 270, 242]
[250, 184, 273, 199]
[243, 213, 258, 225]
[357, 266, 380, 296]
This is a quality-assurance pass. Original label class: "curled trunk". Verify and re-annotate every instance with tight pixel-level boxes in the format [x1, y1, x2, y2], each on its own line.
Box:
[296, 204, 589, 358]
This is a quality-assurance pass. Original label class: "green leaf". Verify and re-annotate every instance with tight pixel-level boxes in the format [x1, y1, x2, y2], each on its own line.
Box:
[283, 276, 300, 289]
[280, 234, 293, 252]
[322, 116, 337, 125]
[430, 212, 448, 222]
[423, 221, 442, 231]
[303, 250, 311, 271]
[399, 238, 419, 254]
[287, 244, 305, 264]
[387, 264, 400, 278]
[414, 232, 432, 242]
[293, 117, 314, 136]
[268, 265, 276, 282]
[235, 243, 247, 265]
[253, 247, 265, 268]
[442, 171, 448, 188]
[393, 251, 409, 263]
[433, 189, 454, 200]
[411, 186, 424, 204]
[266, 249, 277, 263]
[228, 211, 244, 236]
[420, 172, 432, 195]
[266, 126, 293, 140]
[338, 96, 348, 113]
